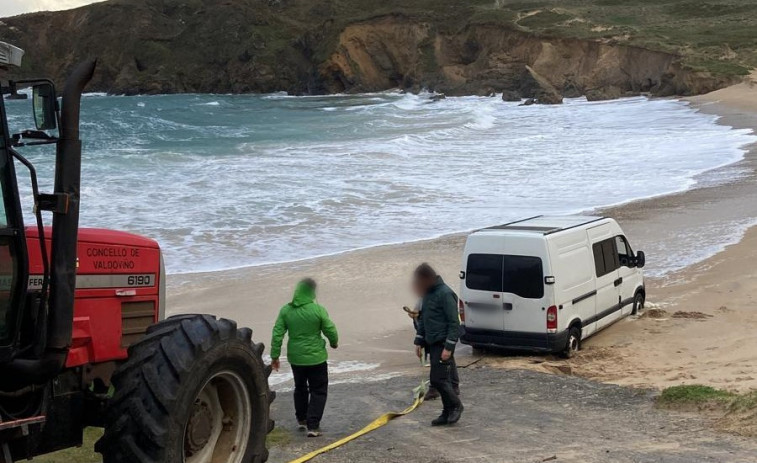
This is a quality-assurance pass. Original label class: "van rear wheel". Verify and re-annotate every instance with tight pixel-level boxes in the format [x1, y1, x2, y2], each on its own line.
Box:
[561, 327, 581, 359]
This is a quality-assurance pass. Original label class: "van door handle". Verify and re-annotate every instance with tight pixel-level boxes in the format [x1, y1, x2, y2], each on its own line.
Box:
[503, 303, 513, 311]
[614, 277, 623, 287]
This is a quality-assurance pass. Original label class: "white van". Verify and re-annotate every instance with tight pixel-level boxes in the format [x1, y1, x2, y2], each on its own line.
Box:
[459, 215, 645, 357]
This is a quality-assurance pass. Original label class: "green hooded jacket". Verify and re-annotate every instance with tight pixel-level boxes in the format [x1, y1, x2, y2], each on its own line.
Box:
[270, 282, 339, 366]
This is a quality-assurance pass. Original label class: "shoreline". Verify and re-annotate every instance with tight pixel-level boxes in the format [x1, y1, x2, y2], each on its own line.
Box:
[167, 75, 757, 392]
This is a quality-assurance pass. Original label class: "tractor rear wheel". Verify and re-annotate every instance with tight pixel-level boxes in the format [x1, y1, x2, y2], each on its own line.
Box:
[96, 315, 274, 463]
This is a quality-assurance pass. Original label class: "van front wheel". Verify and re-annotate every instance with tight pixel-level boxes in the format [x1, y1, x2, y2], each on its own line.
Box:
[632, 292, 645, 315]
[561, 327, 581, 359]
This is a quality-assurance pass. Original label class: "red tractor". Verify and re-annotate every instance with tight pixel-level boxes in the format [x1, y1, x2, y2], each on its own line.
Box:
[0, 42, 273, 462]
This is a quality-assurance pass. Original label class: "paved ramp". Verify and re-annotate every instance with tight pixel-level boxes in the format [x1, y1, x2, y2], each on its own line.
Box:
[270, 368, 757, 463]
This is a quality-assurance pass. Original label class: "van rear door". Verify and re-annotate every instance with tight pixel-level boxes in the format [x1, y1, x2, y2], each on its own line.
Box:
[463, 253, 506, 331]
[463, 252, 548, 334]
[500, 255, 548, 334]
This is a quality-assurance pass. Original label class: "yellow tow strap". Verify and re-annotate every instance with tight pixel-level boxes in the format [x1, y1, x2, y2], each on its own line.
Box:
[287, 381, 429, 463]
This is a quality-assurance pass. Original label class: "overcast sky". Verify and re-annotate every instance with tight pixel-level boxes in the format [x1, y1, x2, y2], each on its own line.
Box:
[3, 1, 104, 18]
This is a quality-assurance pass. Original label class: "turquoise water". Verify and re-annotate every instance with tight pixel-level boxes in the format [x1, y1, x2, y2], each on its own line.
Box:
[5, 92, 755, 274]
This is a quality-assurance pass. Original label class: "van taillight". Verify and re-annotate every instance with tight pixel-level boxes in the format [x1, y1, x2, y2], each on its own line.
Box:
[458, 298, 465, 323]
[546, 305, 557, 333]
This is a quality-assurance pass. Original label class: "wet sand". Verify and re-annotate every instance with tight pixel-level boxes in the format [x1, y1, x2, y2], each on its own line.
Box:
[168, 74, 757, 391]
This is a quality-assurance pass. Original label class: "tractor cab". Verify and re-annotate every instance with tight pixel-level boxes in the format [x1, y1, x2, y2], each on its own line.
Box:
[0, 41, 35, 366]
[1, 40, 80, 375]
[0, 41, 273, 463]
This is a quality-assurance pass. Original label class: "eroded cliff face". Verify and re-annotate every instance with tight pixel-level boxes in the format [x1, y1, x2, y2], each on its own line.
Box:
[0, 1, 734, 98]
[321, 18, 730, 98]
[0, 0, 315, 95]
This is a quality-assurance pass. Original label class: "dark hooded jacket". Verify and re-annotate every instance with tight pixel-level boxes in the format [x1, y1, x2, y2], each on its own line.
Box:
[414, 276, 460, 352]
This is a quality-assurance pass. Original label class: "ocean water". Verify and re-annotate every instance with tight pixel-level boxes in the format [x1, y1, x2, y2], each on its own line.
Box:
[4, 92, 756, 275]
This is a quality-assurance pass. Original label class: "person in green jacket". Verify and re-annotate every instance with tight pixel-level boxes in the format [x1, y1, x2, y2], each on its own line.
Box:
[271, 278, 338, 437]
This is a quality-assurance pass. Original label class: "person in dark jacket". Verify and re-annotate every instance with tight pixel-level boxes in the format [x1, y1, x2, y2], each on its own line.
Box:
[407, 279, 460, 400]
[413, 263, 464, 426]
[271, 278, 339, 437]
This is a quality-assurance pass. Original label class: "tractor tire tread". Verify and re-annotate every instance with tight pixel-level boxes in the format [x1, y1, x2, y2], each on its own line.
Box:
[96, 314, 273, 463]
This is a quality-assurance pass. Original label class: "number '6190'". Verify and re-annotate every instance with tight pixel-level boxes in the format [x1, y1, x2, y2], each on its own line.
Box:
[127, 275, 153, 286]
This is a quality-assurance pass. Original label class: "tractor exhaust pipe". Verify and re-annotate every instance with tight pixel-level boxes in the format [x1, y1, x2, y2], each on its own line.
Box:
[0, 60, 95, 390]
[47, 59, 96, 352]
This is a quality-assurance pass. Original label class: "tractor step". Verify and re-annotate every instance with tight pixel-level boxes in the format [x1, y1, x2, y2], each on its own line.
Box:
[0, 416, 46, 463]
[0, 416, 46, 432]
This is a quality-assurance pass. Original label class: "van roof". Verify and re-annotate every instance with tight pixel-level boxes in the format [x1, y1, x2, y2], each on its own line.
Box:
[480, 215, 607, 235]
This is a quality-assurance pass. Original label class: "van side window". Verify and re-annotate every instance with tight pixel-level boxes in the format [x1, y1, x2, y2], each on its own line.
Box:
[592, 239, 619, 277]
[466, 254, 544, 299]
[615, 235, 633, 267]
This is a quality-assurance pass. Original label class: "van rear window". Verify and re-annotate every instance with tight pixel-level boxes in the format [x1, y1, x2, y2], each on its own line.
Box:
[466, 254, 544, 299]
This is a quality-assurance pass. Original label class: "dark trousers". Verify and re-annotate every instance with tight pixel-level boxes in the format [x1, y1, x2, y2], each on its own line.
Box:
[429, 343, 463, 413]
[428, 350, 459, 391]
[291, 362, 329, 430]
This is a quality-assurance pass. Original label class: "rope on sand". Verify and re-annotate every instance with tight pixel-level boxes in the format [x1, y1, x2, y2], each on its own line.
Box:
[287, 381, 429, 463]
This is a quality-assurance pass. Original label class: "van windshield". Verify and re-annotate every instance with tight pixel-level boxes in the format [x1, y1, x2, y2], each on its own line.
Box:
[466, 254, 544, 299]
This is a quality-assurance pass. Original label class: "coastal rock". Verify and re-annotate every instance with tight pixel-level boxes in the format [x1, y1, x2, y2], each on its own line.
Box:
[525, 66, 563, 104]
[501, 90, 522, 102]
[562, 80, 583, 98]
[519, 98, 536, 106]
[585, 86, 623, 101]
[476, 87, 496, 97]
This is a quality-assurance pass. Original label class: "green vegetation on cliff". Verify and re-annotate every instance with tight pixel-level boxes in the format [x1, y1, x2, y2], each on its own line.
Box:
[484, 0, 757, 77]
[1, 0, 755, 95]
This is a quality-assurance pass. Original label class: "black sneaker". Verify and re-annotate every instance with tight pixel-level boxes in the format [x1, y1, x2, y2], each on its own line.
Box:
[431, 413, 449, 426]
[447, 405, 464, 424]
[307, 429, 322, 437]
[297, 420, 307, 431]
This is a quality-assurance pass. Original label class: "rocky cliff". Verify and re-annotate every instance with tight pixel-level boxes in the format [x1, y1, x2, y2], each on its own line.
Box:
[0, 0, 743, 98]
[321, 17, 727, 98]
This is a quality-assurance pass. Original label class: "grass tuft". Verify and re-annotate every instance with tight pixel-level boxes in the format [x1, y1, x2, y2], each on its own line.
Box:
[32, 425, 295, 461]
[730, 390, 757, 412]
[658, 385, 757, 437]
[658, 385, 735, 405]
[266, 426, 293, 447]
[35, 428, 103, 463]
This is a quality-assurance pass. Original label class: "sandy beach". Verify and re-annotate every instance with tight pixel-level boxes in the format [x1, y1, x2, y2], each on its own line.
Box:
[167, 73, 757, 392]
[570, 74, 757, 391]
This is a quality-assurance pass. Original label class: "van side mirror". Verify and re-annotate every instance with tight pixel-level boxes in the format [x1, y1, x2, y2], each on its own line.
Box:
[635, 251, 646, 269]
[32, 83, 57, 131]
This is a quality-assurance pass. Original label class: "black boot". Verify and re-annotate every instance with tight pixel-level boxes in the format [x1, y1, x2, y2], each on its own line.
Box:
[431, 412, 449, 426]
[447, 404, 464, 424]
